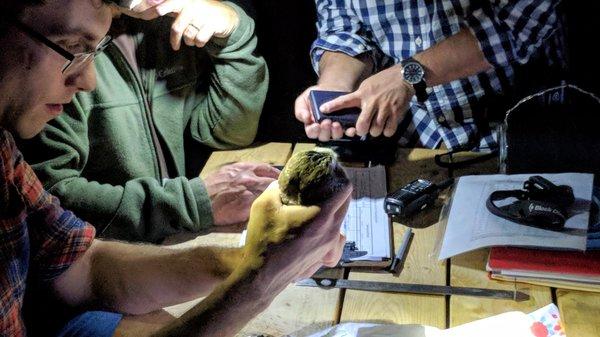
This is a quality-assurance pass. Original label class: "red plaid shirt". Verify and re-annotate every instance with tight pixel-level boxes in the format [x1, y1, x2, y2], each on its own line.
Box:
[0, 128, 95, 337]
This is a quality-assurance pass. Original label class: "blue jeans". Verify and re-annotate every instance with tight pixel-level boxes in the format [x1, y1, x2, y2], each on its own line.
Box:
[55, 311, 122, 337]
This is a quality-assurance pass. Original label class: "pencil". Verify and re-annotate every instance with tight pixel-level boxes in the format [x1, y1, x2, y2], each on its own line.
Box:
[390, 228, 413, 275]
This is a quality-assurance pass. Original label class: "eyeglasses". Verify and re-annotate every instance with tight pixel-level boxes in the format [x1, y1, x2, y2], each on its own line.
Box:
[12, 19, 112, 76]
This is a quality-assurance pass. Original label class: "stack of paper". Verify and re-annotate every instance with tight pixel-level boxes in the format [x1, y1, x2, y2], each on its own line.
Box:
[487, 246, 600, 292]
[438, 173, 594, 260]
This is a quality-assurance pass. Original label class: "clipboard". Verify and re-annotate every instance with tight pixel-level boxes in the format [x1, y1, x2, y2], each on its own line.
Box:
[338, 165, 393, 268]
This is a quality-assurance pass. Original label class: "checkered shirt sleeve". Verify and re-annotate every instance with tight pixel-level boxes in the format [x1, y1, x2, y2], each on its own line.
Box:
[462, 0, 562, 67]
[310, 0, 385, 73]
[1, 129, 95, 281]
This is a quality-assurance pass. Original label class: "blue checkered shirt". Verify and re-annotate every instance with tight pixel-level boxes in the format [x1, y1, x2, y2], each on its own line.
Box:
[311, 0, 565, 151]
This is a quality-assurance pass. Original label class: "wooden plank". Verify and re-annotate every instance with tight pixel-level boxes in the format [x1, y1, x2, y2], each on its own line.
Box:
[449, 249, 553, 326]
[199, 142, 292, 178]
[557, 289, 600, 337]
[164, 269, 344, 337]
[341, 224, 446, 328]
[240, 268, 344, 337]
[340, 148, 449, 328]
[292, 142, 317, 155]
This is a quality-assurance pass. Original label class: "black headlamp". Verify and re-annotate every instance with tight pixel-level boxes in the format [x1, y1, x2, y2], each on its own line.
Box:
[486, 176, 575, 231]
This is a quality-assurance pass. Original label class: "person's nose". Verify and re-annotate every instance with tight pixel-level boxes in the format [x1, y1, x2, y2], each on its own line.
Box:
[65, 61, 97, 93]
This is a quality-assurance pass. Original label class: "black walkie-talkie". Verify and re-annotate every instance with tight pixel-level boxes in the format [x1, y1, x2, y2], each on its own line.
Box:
[384, 178, 454, 218]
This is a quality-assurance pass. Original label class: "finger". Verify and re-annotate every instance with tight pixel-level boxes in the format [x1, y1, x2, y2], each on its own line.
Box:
[248, 177, 277, 194]
[232, 189, 256, 207]
[225, 162, 272, 174]
[369, 108, 385, 137]
[277, 204, 321, 229]
[194, 26, 215, 48]
[294, 88, 314, 123]
[331, 122, 344, 140]
[170, 5, 195, 50]
[252, 164, 281, 179]
[354, 103, 375, 137]
[344, 127, 357, 138]
[121, 7, 160, 20]
[322, 234, 346, 267]
[128, 0, 163, 14]
[234, 173, 269, 187]
[216, 190, 254, 225]
[319, 184, 353, 217]
[298, 262, 324, 280]
[154, 0, 185, 16]
[383, 113, 400, 137]
[183, 24, 199, 47]
[305, 123, 320, 139]
[250, 182, 281, 210]
[320, 92, 361, 114]
[331, 192, 351, 226]
[317, 119, 332, 142]
[213, 185, 247, 202]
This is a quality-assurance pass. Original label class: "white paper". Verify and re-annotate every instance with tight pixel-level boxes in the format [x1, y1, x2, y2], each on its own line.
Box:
[303, 312, 536, 337]
[438, 173, 593, 260]
[342, 165, 390, 261]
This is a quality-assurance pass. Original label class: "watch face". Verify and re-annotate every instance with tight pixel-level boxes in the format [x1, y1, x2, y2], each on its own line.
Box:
[402, 62, 424, 85]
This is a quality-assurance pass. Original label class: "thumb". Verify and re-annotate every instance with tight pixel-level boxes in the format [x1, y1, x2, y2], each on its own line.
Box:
[320, 92, 361, 114]
[276, 205, 321, 230]
[127, 0, 165, 12]
[155, 0, 185, 16]
[295, 89, 314, 124]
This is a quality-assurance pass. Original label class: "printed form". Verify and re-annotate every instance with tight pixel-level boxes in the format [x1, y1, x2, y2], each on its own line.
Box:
[342, 165, 391, 261]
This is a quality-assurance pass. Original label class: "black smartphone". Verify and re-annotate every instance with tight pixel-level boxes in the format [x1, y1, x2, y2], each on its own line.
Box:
[310, 90, 361, 128]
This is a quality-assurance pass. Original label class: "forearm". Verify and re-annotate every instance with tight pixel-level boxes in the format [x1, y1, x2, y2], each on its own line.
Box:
[55, 240, 243, 315]
[317, 51, 374, 91]
[153, 264, 272, 337]
[413, 28, 492, 87]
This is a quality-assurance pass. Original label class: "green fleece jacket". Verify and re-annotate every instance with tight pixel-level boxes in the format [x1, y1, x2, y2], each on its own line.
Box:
[22, 4, 268, 243]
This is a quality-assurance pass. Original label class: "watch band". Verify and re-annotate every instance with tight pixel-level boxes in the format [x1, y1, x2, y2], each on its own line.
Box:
[413, 81, 428, 102]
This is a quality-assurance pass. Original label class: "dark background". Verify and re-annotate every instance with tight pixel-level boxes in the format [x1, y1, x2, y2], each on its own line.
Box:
[234, 0, 599, 143]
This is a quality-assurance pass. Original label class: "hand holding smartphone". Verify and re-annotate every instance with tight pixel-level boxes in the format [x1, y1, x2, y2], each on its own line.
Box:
[310, 90, 361, 128]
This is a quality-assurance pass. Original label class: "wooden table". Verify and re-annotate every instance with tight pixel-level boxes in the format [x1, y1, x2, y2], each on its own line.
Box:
[168, 142, 600, 337]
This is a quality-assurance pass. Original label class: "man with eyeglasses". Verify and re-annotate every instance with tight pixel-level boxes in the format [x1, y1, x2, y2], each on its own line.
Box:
[0, 1, 349, 336]
[20, 0, 274, 244]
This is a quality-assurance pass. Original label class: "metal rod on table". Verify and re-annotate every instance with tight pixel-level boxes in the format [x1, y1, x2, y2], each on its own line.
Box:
[296, 278, 529, 302]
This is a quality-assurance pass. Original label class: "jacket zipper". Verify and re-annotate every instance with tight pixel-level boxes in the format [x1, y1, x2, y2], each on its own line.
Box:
[111, 37, 169, 181]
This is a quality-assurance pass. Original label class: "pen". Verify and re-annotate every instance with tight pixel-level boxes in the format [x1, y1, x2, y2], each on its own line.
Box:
[389, 228, 413, 275]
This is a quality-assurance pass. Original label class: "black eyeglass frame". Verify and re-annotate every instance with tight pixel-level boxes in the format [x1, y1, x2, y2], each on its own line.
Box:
[11, 19, 112, 74]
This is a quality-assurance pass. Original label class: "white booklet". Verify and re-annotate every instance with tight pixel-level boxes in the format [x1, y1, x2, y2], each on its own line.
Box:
[340, 165, 392, 266]
[438, 173, 593, 260]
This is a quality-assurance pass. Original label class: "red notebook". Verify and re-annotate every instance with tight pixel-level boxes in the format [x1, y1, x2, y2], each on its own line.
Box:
[488, 247, 600, 276]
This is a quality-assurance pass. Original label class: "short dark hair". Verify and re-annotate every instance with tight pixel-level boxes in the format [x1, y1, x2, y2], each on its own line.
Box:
[1, 0, 117, 37]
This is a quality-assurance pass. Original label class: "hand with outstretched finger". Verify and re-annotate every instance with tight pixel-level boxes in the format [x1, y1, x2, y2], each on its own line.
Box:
[319, 64, 414, 139]
[118, 0, 239, 50]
